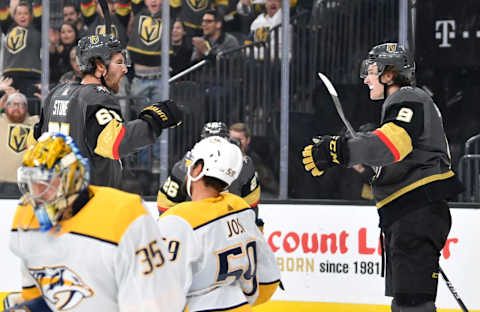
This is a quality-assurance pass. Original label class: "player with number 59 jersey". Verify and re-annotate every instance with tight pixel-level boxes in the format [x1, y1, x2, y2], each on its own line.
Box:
[158, 136, 280, 312]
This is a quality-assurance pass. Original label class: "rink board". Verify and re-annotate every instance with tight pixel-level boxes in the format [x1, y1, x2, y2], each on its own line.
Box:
[0, 199, 478, 311]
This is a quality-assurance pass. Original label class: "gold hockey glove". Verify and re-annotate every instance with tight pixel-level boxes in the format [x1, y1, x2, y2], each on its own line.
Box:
[302, 135, 348, 176]
[139, 100, 183, 137]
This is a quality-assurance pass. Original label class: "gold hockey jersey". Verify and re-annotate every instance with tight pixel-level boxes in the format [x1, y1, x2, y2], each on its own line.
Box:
[158, 192, 280, 312]
[10, 186, 186, 311]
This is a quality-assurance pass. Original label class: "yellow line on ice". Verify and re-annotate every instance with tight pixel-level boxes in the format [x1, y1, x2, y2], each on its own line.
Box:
[253, 301, 478, 312]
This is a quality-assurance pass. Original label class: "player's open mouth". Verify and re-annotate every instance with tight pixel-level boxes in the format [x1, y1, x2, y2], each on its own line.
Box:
[368, 85, 374, 90]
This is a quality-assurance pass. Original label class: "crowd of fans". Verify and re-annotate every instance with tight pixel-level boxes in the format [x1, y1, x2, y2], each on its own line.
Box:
[0, 0, 475, 201]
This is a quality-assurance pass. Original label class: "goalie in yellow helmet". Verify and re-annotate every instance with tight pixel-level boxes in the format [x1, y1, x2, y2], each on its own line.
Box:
[17, 132, 90, 231]
[7, 132, 186, 311]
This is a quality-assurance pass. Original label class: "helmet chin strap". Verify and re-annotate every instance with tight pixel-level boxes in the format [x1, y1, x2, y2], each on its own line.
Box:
[186, 165, 204, 197]
[378, 73, 394, 100]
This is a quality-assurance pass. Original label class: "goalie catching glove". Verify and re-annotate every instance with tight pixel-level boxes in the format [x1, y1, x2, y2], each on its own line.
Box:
[302, 135, 348, 176]
[139, 100, 184, 136]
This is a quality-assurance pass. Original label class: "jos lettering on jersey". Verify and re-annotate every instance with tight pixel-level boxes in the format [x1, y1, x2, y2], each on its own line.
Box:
[226, 218, 245, 238]
[53, 100, 69, 116]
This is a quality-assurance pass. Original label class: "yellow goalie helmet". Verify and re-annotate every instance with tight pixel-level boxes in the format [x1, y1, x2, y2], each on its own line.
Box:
[17, 133, 90, 231]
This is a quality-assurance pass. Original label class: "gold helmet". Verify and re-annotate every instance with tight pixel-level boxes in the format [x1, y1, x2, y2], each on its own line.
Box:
[17, 133, 90, 231]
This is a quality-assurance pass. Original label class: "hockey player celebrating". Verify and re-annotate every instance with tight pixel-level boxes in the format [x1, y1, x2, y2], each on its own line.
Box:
[33, 34, 183, 189]
[5, 133, 185, 311]
[302, 43, 463, 312]
[157, 121, 260, 215]
[158, 136, 280, 312]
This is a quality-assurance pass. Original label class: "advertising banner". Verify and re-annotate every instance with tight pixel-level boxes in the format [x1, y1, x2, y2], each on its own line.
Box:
[259, 204, 480, 310]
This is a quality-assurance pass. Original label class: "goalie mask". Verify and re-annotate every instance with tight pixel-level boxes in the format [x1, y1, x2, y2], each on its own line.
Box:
[360, 43, 415, 81]
[185, 136, 243, 197]
[17, 133, 90, 231]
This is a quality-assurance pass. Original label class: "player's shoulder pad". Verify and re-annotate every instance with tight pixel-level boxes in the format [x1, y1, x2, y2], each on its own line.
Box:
[59, 186, 148, 245]
[387, 86, 430, 107]
[79, 84, 118, 109]
[161, 192, 252, 230]
[12, 202, 40, 231]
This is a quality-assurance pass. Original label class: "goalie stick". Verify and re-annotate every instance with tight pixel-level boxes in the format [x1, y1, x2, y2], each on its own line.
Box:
[318, 72, 469, 312]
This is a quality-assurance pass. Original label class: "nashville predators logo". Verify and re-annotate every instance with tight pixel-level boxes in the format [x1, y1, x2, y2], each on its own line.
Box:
[386, 43, 397, 52]
[186, 0, 208, 12]
[254, 27, 270, 42]
[95, 24, 119, 40]
[7, 26, 28, 54]
[139, 15, 162, 46]
[29, 266, 94, 311]
[8, 125, 31, 153]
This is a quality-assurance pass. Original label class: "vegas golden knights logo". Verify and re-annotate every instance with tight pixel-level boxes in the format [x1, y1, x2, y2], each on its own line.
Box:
[254, 27, 270, 42]
[186, 0, 208, 12]
[7, 26, 28, 54]
[139, 16, 162, 46]
[8, 125, 30, 153]
[386, 43, 397, 52]
[96, 24, 119, 40]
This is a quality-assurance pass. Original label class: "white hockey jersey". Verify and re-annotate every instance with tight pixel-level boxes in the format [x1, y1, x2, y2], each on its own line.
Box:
[9, 186, 186, 312]
[158, 192, 281, 312]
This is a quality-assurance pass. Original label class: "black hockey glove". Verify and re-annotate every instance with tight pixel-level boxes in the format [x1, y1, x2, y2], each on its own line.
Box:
[302, 135, 348, 177]
[139, 100, 183, 137]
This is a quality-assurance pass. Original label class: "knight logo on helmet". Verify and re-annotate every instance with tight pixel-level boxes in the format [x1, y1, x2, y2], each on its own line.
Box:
[90, 35, 99, 45]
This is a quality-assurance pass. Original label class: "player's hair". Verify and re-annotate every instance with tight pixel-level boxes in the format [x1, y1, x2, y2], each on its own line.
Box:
[229, 122, 251, 138]
[384, 65, 412, 87]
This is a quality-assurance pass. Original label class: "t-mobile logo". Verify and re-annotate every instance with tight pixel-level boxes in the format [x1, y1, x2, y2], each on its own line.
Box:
[435, 20, 455, 48]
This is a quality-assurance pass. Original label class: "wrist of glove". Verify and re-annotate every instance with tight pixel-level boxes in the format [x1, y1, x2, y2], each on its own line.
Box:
[302, 135, 348, 176]
[139, 99, 183, 137]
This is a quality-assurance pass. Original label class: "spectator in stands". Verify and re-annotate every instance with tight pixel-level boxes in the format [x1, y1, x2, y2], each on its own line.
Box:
[0, 92, 39, 196]
[230, 122, 278, 195]
[127, 0, 164, 115]
[0, 76, 14, 109]
[236, 0, 265, 35]
[171, 0, 228, 38]
[191, 9, 240, 61]
[0, 0, 42, 114]
[50, 22, 79, 85]
[59, 46, 82, 83]
[249, 0, 290, 60]
[63, 0, 88, 38]
[80, 0, 129, 48]
[170, 19, 193, 75]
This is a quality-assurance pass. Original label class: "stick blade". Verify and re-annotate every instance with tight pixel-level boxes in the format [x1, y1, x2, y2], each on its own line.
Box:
[318, 73, 338, 97]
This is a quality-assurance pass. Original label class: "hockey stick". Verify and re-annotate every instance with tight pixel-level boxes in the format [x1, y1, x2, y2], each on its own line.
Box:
[317, 73, 357, 138]
[98, 0, 112, 36]
[439, 267, 469, 312]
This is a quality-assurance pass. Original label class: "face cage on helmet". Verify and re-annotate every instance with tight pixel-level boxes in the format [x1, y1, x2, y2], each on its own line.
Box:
[17, 166, 67, 231]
